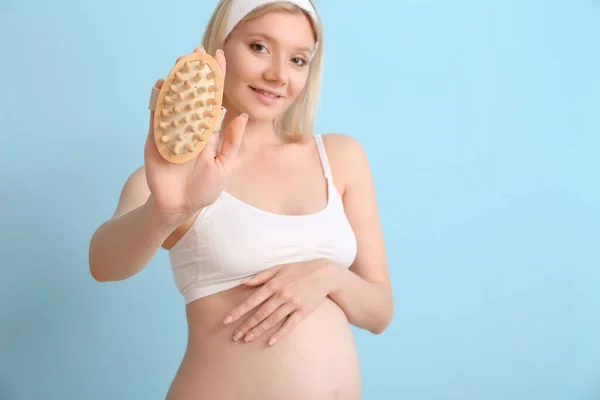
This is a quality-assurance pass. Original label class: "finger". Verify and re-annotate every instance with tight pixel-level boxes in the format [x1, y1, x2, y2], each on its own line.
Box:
[243, 303, 295, 343]
[175, 46, 205, 66]
[145, 79, 168, 165]
[216, 113, 248, 166]
[223, 284, 272, 325]
[243, 265, 282, 287]
[213, 48, 226, 83]
[197, 130, 220, 163]
[268, 310, 305, 346]
[232, 298, 286, 342]
[149, 78, 164, 114]
[147, 78, 165, 135]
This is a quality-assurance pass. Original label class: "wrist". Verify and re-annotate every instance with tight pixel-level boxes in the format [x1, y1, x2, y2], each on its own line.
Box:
[323, 259, 346, 295]
[143, 194, 188, 234]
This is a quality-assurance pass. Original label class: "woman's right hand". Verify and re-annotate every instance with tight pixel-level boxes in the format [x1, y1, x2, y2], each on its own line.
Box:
[143, 46, 247, 228]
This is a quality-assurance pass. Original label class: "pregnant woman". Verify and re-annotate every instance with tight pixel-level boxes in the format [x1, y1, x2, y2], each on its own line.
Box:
[89, 0, 394, 398]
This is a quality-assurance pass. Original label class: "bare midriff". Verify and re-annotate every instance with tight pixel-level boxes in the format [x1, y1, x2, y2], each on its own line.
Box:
[165, 284, 362, 400]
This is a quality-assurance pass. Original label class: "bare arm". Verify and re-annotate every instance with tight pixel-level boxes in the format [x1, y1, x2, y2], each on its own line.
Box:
[88, 166, 178, 282]
[325, 134, 394, 334]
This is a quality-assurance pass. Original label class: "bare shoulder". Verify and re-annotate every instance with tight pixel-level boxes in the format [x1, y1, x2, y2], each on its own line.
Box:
[320, 133, 370, 195]
[111, 165, 151, 220]
[320, 132, 365, 156]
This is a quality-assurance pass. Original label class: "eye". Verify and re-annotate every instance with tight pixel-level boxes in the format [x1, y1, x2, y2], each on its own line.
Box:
[291, 56, 307, 66]
[250, 43, 267, 53]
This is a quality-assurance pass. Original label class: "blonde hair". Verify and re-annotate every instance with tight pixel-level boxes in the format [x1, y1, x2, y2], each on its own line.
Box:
[201, 0, 324, 143]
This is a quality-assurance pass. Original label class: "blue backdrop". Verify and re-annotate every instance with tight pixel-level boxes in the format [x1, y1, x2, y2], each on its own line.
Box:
[1, 0, 599, 399]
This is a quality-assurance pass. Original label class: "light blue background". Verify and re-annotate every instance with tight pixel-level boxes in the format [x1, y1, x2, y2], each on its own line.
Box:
[1, 0, 599, 399]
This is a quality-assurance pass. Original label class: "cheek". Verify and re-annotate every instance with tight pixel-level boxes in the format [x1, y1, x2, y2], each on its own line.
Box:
[224, 61, 261, 92]
[288, 72, 310, 96]
[221, 48, 248, 82]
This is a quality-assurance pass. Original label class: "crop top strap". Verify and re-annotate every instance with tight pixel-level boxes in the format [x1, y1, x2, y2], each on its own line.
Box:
[314, 134, 333, 180]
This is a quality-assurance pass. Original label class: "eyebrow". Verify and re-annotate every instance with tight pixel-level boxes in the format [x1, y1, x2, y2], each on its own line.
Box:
[246, 32, 315, 54]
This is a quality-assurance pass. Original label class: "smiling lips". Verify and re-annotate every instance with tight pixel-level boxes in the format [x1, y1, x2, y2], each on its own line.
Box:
[249, 86, 284, 104]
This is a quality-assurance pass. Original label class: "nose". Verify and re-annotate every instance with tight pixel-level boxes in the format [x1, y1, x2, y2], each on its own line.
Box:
[263, 54, 288, 86]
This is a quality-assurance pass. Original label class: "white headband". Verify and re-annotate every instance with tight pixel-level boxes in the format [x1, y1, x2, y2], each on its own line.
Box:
[224, 0, 320, 55]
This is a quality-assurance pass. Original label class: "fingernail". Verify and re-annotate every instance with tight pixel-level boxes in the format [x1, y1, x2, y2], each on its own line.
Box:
[216, 49, 224, 55]
[233, 331, 243, 341]
[241, 113, 248, 120]
[244, 332, 255, 342]
[268, 337, 277, 346]
[223, 316, 232, 324]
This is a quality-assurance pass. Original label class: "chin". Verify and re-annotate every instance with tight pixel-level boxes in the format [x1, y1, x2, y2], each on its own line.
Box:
[244, 106, 282, 122]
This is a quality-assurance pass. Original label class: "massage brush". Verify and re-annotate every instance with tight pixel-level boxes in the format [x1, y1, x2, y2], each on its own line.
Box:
[148, 52, 226, 164]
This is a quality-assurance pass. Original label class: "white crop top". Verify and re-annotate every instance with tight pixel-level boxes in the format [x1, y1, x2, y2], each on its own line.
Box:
[167, 134, 357, 304]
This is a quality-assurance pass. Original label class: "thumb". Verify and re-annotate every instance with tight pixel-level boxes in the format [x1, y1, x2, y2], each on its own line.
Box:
[243, 265, 282, 286]
[217, 113, 248, 165]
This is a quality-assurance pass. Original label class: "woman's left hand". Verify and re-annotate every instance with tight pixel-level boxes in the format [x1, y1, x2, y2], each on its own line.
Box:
[223, 258, 341, 346]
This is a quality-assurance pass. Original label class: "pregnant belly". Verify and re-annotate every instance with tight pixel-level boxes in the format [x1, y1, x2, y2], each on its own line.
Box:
[166, 285, 362, 400]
